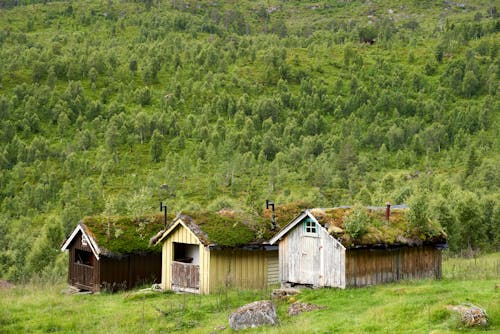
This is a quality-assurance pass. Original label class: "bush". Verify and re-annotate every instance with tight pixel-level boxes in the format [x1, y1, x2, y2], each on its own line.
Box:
[344, 204, 369, 239]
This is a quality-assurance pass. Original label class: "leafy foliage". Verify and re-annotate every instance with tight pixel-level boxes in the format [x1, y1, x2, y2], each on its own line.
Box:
[342, 204, 370, 239]
[0, 0, 498, 281]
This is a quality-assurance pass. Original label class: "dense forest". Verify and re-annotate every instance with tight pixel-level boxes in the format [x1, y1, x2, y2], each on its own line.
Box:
[0, 0, 498, 282]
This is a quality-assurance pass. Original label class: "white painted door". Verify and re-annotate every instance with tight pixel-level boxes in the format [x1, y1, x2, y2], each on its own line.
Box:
[299, 236, 319, 285]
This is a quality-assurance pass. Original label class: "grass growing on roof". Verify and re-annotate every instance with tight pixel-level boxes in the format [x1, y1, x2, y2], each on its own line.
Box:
[81, 213, 175, 254]
[183, 211, 258, 247]
[310, 207, 447, 248]
[181, 202, 313, 247]
[262, 201, 313, 231]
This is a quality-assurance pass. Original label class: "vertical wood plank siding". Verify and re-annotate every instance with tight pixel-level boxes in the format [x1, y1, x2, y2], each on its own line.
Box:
[267, 251, 279, 286]
[345, 246, 442, 287]
[171, 262, 200, 288]
[279, 223, 345, 288]
[68, 231, 161, 292]
[98, 253, 161, 291]
[161, 223, 210, 293]
[209, 249, 277, 291]
[68, 232, 99, 291]
[162, 222, 277, 294]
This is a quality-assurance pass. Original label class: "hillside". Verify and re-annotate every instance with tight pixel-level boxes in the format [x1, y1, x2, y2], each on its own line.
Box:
[0, 0, 499, 281]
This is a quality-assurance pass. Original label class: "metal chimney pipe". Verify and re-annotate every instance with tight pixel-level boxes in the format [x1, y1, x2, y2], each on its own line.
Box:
[266, 200, 276, 230]
[160, 201, 167, 229]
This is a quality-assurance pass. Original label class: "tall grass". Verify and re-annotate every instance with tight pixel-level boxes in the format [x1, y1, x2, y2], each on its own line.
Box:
[0, 253, 498, 333]
[443, 252, 500, 280]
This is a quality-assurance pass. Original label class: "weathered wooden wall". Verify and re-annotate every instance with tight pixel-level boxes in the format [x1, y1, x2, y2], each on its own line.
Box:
[161, 223, 210, 293]
[279, 221, 345, 288]
[171, 261, 200, 289]
[209, 249, 278, 291]
[99, 252, 161, 291]
[68, 232, 99, 292]
[68, 231, 161, 292]
[345, 246, 442, 287]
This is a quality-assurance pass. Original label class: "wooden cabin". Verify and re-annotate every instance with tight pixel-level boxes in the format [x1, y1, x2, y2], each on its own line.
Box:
[152, 211, 279, 294]
[61, 215, 164, 292]
[270, 204, 447, 288]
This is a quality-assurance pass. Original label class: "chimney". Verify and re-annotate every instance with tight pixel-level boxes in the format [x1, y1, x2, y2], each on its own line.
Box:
[160, 201, 167, 229]
[385, 202, 391, 221]
[266, 200, 276, 230]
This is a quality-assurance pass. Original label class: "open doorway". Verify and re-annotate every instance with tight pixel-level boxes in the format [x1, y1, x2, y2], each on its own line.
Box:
[171, 242, 200, 292]
[173, 242, 199, 264]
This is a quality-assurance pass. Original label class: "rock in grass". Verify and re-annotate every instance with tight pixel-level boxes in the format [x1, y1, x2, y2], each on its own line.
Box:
[271, 288, 301, 300]
[448, 304, 488, 327]
[228, 300, 279, 330]
[287, 302, 327, 316]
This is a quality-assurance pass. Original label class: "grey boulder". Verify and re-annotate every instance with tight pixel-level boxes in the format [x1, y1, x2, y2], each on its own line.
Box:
[229, 300, 279, 330]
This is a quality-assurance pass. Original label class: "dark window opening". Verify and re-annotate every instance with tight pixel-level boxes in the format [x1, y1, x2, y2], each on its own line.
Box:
[75, 249, 94, 266]
[304, 220, 317, 234]
[173, 243, 193, 263]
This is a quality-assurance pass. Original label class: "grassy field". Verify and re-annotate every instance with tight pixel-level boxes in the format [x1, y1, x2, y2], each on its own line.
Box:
[0, 253, 498, 333]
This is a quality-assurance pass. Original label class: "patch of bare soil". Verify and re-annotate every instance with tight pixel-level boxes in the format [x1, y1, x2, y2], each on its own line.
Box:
[0, 279, 14, 290]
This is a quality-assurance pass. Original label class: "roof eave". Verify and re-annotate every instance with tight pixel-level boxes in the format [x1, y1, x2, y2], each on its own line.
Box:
[60, 222, 101, 260]
[154, 217, 206, 246]
[269, 210, 310, 245]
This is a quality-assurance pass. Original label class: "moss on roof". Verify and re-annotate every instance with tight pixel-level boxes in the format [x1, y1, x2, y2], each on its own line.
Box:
[171, 202, 313, 247]
[179, 210, 258, 247]
[308, 207, 447, 248]
[81, 213, 175, 255]
[262, 201, 313, 231]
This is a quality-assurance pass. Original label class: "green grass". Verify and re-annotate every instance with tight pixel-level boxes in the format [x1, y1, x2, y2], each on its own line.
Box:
[1, 253, 498, 333]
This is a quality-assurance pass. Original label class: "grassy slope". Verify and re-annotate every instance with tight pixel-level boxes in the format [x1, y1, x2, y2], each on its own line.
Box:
[0, 254, 498, 333]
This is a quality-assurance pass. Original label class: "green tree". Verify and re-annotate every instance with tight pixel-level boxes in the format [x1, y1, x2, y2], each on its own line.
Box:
[127, 187, 152, 223]
[462, 70, 479, 97]
[105, 123, 120, 162]
[454, 191, 485, 251]
[26, 217, 64, 276]
[344, 204, 369, 239]
[407, 189, 433, 234]
[150, 129, 164, 162]
[57, 111, 70, 141]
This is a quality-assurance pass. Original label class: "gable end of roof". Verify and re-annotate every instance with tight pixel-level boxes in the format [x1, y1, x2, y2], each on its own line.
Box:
[61, 223, 101, 260]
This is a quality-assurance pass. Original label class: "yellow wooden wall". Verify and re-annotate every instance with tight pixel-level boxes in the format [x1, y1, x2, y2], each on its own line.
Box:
[209, 249, 277, 292]
[161, 223, 211, 294]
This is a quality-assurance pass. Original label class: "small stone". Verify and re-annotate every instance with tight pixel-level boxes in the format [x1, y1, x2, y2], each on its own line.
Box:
[271, 288, 300, 299]
[213, 325, 226, 331]
[287, 302, 327, 316]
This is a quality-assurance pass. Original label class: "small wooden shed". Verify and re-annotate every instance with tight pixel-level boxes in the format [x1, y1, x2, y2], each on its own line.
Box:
[61, 215, 164, 292]
[270, 205, 447, 288]
[152, 210, 279, 294]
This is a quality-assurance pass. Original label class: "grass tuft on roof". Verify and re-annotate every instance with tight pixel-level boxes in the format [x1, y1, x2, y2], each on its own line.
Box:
[181, 211, 259, 247]
[310, 206, 446, 248]
[81, 213, 175, 254]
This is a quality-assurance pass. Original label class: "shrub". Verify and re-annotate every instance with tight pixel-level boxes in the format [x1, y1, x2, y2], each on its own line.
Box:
[344, 204, 369, 239]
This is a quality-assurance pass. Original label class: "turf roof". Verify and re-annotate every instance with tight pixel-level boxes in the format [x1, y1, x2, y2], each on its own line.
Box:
[165, 202, 313, 247]
[80, 213, 175, 255]
[79, 202, 446, 253]
[306, 206, 447, 248]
